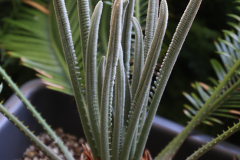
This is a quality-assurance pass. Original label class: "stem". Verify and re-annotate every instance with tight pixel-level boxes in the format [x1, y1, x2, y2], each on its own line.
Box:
[187, 121, 240, 160]
[0, 104, 61, 160]
[0, 67, 74, 160]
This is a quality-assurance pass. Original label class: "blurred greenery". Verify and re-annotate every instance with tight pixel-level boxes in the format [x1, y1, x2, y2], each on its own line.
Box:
[0, 0, 36, 101]
[158, 0, 240, 143]
[159, 0, 236, 122]
[0, 0, 239, 143]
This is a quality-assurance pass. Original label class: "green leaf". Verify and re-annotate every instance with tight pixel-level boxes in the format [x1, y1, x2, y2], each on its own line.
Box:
[0, 67, 73, 160]
[153, 0, 204, 159]
[122, 0, 135, 75]
[144, 0, 159, 61]
[0, 0, 83, 95]
[112, 48, 125, 160]
[131, 17, 144, 98]
[184, 16, 240, 127]
[122, 0, 168, 159]
[0, 103, 61, 160]
[98, 56, 106, 107]
[52, 0, 99, 158]
[85, 1, 103, 153]
[187, 121, 240, 160]
[184, 104, 197, 115]
[211, 59, 227, 81]
[100, 0, 123, 159]
[183, 92, 201, 110]
[130, 17, 145, 158]
[77, 0, 91, 73]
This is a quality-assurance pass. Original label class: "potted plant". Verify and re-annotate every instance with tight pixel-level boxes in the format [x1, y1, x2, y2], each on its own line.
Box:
[1, 79, 240, 160]
[1, 0, 240, 159]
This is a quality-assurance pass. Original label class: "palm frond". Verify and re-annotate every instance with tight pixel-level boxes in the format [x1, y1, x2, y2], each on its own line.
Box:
[0, 0, 84, 95]
[183, 11, 240, 125]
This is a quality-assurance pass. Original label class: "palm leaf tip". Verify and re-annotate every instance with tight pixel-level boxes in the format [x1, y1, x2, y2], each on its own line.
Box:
[44, 81, 65, 90]
[22, 0, 50, 15]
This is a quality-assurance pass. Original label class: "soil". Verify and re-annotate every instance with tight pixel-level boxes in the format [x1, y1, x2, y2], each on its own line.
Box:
[20, 128, 85, 160]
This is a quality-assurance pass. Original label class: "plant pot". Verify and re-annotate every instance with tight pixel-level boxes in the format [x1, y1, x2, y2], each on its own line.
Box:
[0, 79, 240, 160]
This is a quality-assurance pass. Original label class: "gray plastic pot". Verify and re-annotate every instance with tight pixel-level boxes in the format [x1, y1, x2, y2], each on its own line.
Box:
[0, 79, 240, 160]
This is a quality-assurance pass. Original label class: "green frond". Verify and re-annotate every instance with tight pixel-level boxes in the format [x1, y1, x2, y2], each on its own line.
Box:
[100, 0, 123, 159]
[131, 17, 144, 98]
[144, 0, 159, 60]
[187, 121, 240, 160]
[112, 48, 125, 160]
[129, 17, 145, 159]
[122, 0, 129, 23]
[52, 0, 99, 158]
[184, 17, 240, 126]
[154, 0, 203, 159]
[0, 67, 74, 160]
[0, 103, 61, 160]
[228, 14, 240, 22]
[124, 73, 132, 129]
[77, 0, 91, 72]
[122, 0, 135, 76]
[85, 1, 103, 153]
[121, 0, 168, 159]
[183, 92, 202, 110]
[183, 80, 240, 126]
[98, 56, 106, 107]
[211, 59, 227, 81]
[0, 0, 82, 95]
